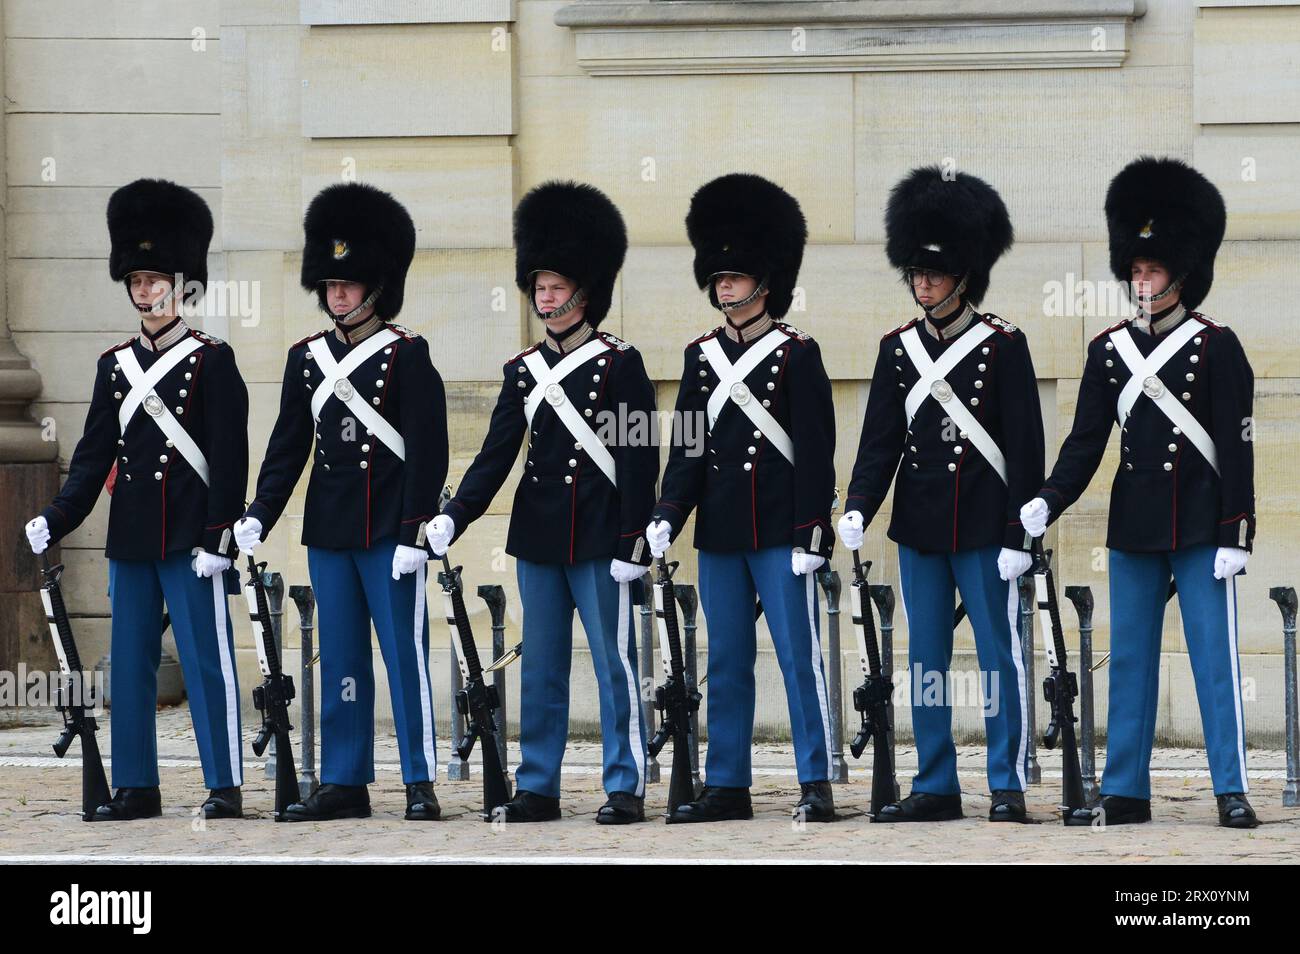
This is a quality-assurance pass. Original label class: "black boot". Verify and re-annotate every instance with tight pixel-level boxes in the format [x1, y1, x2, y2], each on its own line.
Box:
[793, 782, 835, 823]
[666, 786, 753, 824]
[405, 782, 440, 821]
[874, 791, 963, 823]
[988, 789, 1027, 823]
[282, 783, 370, 822]
[596, 791, 645, 825]
[496, 790, 561, 823]
[1085, 794, 1151, 826]
[1217, 793, 1260, 830]
[201, 786, 242, 820]
[91, 787, 162, 822]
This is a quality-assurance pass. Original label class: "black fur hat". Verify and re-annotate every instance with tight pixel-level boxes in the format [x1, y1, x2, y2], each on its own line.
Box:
[1105, 157, 1226, 311]
[686, 173, 807, 319]
[884, 166, 1013, 307]
[513, 180, 627, 328]
[301, 182, 417, 320]
[107, 179, 213, 303]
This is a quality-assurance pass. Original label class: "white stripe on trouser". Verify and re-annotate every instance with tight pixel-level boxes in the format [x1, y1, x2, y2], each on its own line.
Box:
[1226, 575, 1248, 794]
[210, 574, 242, 786]
[1005, 579, 1028, 791]
[804, 573, 834, 780]
[411, 562, 438, 778]
[615, 581, 645, 797]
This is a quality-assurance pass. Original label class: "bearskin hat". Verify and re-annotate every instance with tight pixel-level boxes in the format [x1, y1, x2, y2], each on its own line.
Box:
[1105, 157, 1226, 311]
[513, 180, 627, 328]
[107, 179, 213, 304]
[301, 182, 417, 320]
[884, 166, 1013, 307]
[685, 173, 807, 319]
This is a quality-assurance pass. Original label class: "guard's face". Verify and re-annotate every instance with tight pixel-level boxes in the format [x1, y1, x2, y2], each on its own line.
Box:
[129, 271, 175, 314]
[325, 280, 367, 319]
[714, 273, 758, 304]
[534, 272, 584, 329]
[1130, 258, 1173, 308]
[909, 268, 957, 308]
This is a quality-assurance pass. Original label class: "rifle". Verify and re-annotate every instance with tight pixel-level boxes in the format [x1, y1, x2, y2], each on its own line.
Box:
[39, 555, 112, 821]
[440, 554, 512, 818]
[847, 550, 897, 819]
[647, 554, 701, 816]
[1030, 538, 1087, 822]
[244, 555, 299, 821]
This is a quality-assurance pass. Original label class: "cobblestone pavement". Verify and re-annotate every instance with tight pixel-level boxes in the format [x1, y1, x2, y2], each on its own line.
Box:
[2, 709, 1296, 863]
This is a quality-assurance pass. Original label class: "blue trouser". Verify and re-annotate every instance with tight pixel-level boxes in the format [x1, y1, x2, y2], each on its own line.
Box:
[307, 538, 437, 786]
[514, 557, 646, 798]
[897, 543, 1028, 795]
[697, 546, 833, 786]
[1104, 545, 1248, 798]
[108, 553, 242, 789]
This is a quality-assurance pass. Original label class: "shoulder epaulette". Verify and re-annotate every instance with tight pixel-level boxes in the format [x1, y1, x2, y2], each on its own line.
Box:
[980, 314, 1018, 336]
[387, 322, 420, 341]
[1090, 319, 1130, 344]
[688, 326, 723, 347]
[1192, 312, 1226, 331]
[597, 330, 632, 352]
[881, 317, 921, 341]
[100, 336, 137, 359]
[290, 329, 329, 350]
[776, 321, 813, 342]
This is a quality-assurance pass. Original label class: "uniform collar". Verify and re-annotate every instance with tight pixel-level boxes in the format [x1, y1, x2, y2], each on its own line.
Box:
[723, 311, 774, 344]
[138, 316, 189, 352]
[334, 313, 384, 345]
[1132, 302, 1187, 338]
[544, 320, 594, 354]
[923, 302, 977, 342]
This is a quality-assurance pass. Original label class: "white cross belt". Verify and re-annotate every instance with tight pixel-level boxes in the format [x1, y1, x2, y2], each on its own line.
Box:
[116, 337, 211, 485]
[698, 329, 795, 465]
[307, 329, 406, 461]
[521, 339, 618, 487]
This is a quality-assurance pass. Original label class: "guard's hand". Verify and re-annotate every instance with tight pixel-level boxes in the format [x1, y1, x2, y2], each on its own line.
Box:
[1213, 547, 1248, 580]
[392, 544, 427, 580]
[428, 514, 455, 557]
[646, 519, 672, 558]
[234, 516, 263, 553]
[792, 550, 826, 576]
[610, 559, 644, 584]
[1019, 497, 1050, 538]
[837, 510, 864, 552]
[26, 516, 50, 555]
[997, 547, 1033, 582]
[194, 550, 233, 579]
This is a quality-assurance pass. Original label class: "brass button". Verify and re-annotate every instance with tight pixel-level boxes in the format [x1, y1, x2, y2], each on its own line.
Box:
[154, 471, 162, 480]
[747, 446, 756, 455]
[743, 462, 752, 471]
[1163, 462, 1173, 471]
[159, 454, 168, 463]
[1168, 443, 1177, 453]
[947, 462, 957, 472]
[360, 461, 368, 470]
[568, 458, 577, 467]
[564, 475, 573, 484]
[588, 391, 598, 400]
[766, 382, 775, 391]
[361, 444, 370, 452]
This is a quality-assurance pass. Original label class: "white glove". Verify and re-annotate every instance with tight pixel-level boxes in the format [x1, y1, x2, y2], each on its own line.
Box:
[193, 550, 232, 579]
[837, 510, 864, 552]
[1213, 547, 1249, 580]
[26, 516, 50, 555]
[428, 514, 455, 557]
[792, 551, 826, 576]
[610, 559, 644, 584]
[997, 547, 1033, 582]
[234, 516, 263, 552]
[392, 544, 427, 580]
[646, 519, 672, 558]
[1020, 497, 1050, 538]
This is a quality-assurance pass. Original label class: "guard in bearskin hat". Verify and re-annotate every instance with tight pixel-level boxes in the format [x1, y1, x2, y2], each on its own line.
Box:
[25, 178, 250, 821]
[1021, 157, 1258, 828]
[839, 166, 1045, 823]
[646, 173, 838, 823]
[235, 183, 449, 822]
[429, 181, 656, 824]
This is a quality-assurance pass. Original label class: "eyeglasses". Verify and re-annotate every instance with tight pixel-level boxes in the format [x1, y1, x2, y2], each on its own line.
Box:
[907, 268, 952, 287]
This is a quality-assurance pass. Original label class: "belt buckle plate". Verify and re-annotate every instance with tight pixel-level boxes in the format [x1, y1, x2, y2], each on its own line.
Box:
[142, 394, 165, 417]
[930, 379, 954, 403]
[730, 382, 751, 406]
[333, 378, 355, 402]
[1142, 375, 1165, 400]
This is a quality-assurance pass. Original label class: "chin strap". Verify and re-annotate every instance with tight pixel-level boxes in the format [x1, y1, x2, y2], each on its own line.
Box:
[126, 277, 183, 317]
[330, 285, 383, 326]
[530, 285, 587, 321]
[715, 275, 769, 313]
[911, 272, 968, 317]
[1134, 274, 1184, 307]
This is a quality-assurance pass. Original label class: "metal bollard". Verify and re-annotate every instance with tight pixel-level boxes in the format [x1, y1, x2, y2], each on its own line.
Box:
[477, 584, 509, 771]
[674, 584, 704, 797]
[1270, 587, 1298, 808]
[869, 584, 901, 801]
[639, 572, 660, 784]
[1018, 574, 1041, 784]
[816, 568, 849, 783]
[1064, 584, 1099, 805]
[288, 584, 318, 799]
[262, 570, 284, 780]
